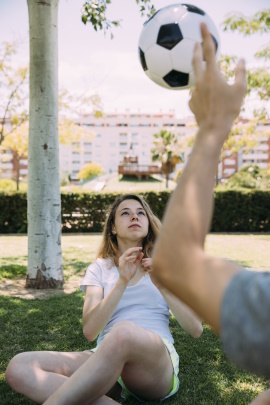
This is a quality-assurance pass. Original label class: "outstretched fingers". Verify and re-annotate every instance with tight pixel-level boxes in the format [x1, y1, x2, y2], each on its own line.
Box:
[234, 58, 247, 97]
[192, 42, 203, 83]
[200, 22, 216, 69]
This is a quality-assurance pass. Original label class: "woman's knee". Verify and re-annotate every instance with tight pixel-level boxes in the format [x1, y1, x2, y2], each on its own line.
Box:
[5, 352, 33, 390]
[103, 321, 137, 357]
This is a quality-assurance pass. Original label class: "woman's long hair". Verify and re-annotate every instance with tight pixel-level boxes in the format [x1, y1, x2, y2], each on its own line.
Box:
[96, 194, 161, 267]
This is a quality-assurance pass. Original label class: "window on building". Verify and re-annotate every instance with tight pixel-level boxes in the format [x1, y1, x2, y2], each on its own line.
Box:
[224, 159, 236, 165]
[119, 133, 128, 139]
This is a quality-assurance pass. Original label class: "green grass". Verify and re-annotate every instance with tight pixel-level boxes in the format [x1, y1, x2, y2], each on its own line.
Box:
[102, 174, 176, 193]
[0, 234, 270, 404]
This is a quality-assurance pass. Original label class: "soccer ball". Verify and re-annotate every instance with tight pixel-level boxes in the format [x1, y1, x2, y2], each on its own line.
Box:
[138, 3, 220, 90]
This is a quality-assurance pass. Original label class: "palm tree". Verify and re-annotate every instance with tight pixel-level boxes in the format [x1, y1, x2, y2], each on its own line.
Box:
[151, 129, 183, 188]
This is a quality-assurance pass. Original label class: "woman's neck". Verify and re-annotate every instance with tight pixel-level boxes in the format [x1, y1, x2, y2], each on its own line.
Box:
[117, 239, 143, 257]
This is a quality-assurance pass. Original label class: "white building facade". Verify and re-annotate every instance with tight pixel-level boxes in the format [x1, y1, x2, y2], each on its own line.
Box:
[60, 112, 193, 180]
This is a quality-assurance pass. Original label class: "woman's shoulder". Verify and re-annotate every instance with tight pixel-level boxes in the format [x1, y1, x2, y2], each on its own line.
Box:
[95, 257, 115, 271]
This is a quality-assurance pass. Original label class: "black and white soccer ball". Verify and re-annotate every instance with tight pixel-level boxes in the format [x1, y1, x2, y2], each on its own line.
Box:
[138, 3, 220, 90]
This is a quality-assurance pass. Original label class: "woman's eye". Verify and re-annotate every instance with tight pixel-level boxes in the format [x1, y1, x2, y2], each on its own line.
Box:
[121, 212, 129, 216]
[138, 211, 145, 216]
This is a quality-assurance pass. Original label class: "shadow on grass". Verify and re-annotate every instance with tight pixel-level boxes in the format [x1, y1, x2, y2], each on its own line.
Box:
[0, 297, 268, 405]
[119, 175, 162, 183]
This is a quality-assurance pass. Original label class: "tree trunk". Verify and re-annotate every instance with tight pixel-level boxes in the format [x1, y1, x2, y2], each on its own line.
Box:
[165, 174, 169, 189]
[26, 0, 64, 288]
[12, 151, 20, 191]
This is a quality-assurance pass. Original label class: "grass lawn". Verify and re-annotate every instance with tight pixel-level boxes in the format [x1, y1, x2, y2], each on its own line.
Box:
[0, 234, 270, 404]
[101, 174, 176, 193]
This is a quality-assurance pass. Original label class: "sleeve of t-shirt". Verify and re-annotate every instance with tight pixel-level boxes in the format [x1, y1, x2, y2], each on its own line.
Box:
[80, 261, 103, 293]
[221, 269, 270, 378]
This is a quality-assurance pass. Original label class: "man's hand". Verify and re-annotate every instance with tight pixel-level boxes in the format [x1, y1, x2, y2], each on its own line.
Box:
[189, 22, 247, 142]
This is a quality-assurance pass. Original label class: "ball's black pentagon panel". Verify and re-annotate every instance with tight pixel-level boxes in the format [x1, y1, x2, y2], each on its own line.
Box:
[157, 24, 183, 50]
[182, 4, 205, 16]
[163, 70, 189, 87]
[139, 48, 148, 71]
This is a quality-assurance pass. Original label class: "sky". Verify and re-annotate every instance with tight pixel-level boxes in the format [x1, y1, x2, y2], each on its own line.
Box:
[0, 0, 269, 118]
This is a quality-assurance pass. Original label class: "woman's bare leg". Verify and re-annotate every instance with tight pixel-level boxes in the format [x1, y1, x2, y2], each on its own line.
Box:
[43, 321, 174, 405]
[5, 350, 121, 404]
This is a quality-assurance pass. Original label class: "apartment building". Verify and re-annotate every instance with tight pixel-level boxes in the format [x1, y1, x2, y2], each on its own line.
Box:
[60, 112, 194, 180]
[220, 121, 270, 178]
[1, 115, 269, 182]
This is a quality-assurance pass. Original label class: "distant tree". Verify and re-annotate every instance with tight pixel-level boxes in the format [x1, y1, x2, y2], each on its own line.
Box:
[0, 42, 28, 146]
[1, 121, 28, 190]
[78, 162, 103, 181]
[222, 164, 270, 190]
[151, 129, 183, 189]
[1, 117, 94, 191]
[221, 9, 270, 118]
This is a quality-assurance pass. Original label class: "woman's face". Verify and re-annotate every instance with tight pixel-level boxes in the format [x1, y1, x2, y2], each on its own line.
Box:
[113, 199, 149, 242]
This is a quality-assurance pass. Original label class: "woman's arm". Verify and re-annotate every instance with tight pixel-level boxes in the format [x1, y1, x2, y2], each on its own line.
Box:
[83, 280, 127, 341]
[83, 247, 144, 341]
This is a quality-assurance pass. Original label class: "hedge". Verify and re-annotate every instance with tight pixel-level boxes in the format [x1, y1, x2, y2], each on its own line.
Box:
[0, 190, 269, 234]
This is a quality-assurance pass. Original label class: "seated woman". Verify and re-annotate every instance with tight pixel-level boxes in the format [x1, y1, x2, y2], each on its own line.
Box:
[6, 194, 203, 405]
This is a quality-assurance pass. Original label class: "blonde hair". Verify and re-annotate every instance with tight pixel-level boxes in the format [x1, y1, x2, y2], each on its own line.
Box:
[96, 194, 161, 267]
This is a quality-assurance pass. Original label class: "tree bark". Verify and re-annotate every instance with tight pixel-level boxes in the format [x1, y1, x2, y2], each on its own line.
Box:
[26, 0, 64, 288]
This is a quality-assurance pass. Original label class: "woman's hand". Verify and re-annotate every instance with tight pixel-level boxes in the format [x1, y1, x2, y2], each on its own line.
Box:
[118, 247, 144, 284]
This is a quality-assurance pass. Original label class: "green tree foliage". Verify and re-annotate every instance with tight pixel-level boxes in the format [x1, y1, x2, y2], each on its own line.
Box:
[81, 0, 155, 37]
[221, 164, 270, 190]
[221, 9, 270, 117]
[151, 129, 183, 188]
[0, 42, 28, 146]
[77, 162, 103, 181]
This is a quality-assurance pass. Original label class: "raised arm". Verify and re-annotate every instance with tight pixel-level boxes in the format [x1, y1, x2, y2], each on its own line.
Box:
[152, 23, 247, 333]
[142, 258, 202, 338]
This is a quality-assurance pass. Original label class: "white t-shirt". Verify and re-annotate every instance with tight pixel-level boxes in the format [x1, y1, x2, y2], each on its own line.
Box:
[80, 258, 173, 345]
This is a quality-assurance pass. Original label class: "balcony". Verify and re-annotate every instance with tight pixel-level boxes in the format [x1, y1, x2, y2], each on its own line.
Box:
[118, 164, 161, 180]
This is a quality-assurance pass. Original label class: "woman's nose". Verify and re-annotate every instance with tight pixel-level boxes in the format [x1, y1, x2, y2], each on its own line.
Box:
[131, 213, 138, 221]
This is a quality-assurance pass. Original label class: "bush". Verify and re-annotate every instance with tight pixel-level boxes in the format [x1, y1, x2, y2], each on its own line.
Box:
[0, 190, 270, 233]
[212, 189, 270, 232]
[0, 178, 27, 192]
[77, 163, 103, 181]
[222, 164, 270, 190]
